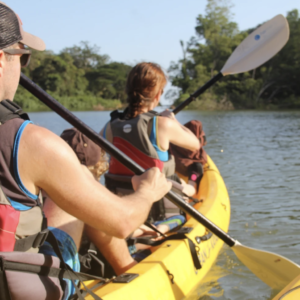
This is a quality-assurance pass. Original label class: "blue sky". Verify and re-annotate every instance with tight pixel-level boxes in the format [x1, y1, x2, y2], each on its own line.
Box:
[9, 0, 300, 102]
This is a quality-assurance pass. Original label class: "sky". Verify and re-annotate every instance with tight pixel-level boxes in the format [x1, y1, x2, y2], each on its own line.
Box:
[9, 0, 300, 103]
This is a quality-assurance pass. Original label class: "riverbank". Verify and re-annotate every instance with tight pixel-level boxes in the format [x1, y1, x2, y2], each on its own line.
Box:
[14, 88, 124, 112]
[172, 93, 235, 111]
[171, 93, 300, 111]
[15, 90, 300, 112]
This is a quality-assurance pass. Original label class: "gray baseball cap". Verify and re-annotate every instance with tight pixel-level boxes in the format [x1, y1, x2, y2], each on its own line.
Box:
[0, 2, 45, 50]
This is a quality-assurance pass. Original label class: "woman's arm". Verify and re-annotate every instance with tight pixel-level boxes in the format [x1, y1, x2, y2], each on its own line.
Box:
[157, 110, 200, 151]
[100, 122, 113, 143]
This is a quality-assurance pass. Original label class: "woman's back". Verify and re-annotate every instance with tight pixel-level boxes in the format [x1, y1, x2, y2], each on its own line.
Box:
[102, 62, 200, 171]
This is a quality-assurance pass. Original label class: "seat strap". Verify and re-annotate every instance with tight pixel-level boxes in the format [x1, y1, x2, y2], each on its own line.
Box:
[144, 221, 167, 238]
[79, 243, 105, 277]
[128, 233, 201, 270]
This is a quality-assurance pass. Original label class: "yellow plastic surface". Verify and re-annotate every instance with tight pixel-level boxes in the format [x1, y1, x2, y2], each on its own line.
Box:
[273, 275, 300, 300]
[84, 155, 231, 300]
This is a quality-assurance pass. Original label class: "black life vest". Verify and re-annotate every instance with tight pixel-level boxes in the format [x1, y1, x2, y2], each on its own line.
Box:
[105, 109, 178, 221]
[108, 109, 175, 176]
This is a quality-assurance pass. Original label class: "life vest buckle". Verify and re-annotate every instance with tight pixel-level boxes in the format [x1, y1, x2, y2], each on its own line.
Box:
[32, 228, 49, 248]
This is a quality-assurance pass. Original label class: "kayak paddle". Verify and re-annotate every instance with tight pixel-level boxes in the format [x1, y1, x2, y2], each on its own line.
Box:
[19, 73, 300, 290]
[172, 14, 289, 114]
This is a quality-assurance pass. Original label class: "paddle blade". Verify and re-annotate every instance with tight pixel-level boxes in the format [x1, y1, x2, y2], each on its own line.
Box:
[221, 15, 289, 76]
[232, 241, 300, 290]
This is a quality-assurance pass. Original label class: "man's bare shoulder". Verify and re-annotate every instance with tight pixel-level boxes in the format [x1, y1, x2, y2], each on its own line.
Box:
[22, 124, 72, 158]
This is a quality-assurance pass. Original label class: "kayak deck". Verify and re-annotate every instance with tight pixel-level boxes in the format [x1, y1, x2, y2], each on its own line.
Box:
[273, 275, 300, 300]
[84, 155, 230, 300]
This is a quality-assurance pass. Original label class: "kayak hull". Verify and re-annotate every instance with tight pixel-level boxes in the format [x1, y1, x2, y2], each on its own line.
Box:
[273, 275, 300, 300]
[84, 155, 231, 300]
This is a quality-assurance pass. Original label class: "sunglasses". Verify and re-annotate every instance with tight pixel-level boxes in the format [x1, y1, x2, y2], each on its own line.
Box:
[2, 48, 32, 67]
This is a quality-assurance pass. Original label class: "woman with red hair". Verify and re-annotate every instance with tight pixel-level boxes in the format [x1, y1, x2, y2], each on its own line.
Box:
[102, 62, 200, 221]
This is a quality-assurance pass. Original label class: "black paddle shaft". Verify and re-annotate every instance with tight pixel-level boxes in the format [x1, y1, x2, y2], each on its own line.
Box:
[19, 73, 235, 248]
[172, 72, 224, 114]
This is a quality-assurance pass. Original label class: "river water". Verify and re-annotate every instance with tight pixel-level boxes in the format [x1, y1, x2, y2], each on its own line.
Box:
[28, 109, 300, 300]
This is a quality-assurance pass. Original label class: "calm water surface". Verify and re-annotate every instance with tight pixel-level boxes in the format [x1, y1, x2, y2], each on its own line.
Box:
[28, 110, 300, 300]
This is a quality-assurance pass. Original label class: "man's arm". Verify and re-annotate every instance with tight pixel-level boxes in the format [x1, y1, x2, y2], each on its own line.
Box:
[18, 124, 171, 239]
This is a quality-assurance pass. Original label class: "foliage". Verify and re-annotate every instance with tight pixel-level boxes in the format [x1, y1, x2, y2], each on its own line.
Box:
[15, 2, 300, 111]
[168, 0, 300, 109]
[16, 42, 131, 111]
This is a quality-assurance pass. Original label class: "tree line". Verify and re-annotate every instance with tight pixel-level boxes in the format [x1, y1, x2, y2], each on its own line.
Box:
[15, 0, 300, 111]
[16, 42, 131, 111]
[168, 0, 300, 109]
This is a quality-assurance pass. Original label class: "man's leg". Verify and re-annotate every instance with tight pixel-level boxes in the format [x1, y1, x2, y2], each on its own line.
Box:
[40, 197, 84, 297]
[85, 225, 136, 275]
[43, 198, 136, 276]
[42, 196, 84, 249]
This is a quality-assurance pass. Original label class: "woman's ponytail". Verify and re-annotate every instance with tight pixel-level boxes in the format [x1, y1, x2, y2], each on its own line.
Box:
[125, 62, 167, 119]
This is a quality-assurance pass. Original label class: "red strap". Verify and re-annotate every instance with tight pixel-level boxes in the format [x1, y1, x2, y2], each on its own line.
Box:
[109, 137, 164, 175]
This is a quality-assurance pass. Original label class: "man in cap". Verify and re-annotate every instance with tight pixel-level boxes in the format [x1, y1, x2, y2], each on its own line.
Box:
[0, 2, 171, 298]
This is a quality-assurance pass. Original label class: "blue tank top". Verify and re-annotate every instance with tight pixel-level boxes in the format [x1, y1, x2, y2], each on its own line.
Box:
[149, 116, 169, 162]
[0, 118, 38, 211]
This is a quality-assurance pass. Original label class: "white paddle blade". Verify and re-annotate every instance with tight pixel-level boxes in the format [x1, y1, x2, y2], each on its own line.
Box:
[232, 241, 300, 290]
[221, 14, 289, 76]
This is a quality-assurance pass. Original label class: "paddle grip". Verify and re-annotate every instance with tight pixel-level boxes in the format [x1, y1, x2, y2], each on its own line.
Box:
[172, 72, 223, 115]
[19, 73, 236, 248]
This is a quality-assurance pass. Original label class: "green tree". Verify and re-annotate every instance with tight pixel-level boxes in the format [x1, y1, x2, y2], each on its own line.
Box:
[257, 9, 300, 107]
[169, 2, 300, 109]
[86, 62, 132, 102]
[15, 41, 132, 111]
[169, 0, 246, 107]
[31, 52, 88, 97]
[193, 0, 243, 76]
[61, 41, 109, 69]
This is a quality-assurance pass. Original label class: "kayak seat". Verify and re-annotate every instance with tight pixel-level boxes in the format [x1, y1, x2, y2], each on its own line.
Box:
[104, 173, 133, 196]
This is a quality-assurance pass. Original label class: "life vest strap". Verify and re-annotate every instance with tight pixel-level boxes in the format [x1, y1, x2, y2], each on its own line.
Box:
[0, 100, 29, 124]
[46, 231, 104, 300]
[14, 228, 49, 252]
[1, 257, 106, 282]
[1, 231, 107, 300]
[0, 256, 11, 300]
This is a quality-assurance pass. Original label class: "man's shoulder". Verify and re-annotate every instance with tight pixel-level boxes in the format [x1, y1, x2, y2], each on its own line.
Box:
[22, 124, 70, 156]
[22, 123, 55, 141]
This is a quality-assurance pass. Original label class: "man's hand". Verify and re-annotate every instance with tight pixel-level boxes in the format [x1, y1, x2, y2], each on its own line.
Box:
[131, 167, 172, 203]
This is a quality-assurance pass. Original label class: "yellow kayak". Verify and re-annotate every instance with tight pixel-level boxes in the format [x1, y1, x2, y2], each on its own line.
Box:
[272, 275, 300, 300]
[84, 155, 231, 300]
